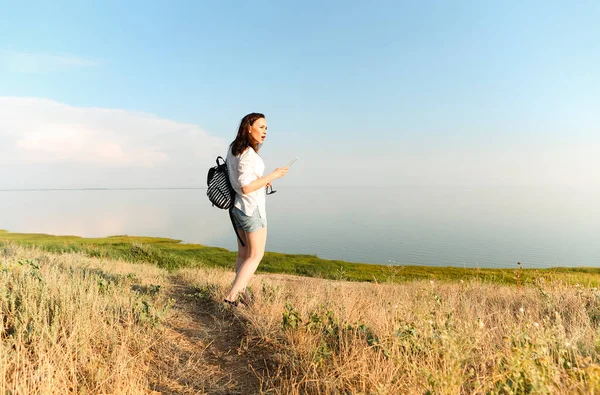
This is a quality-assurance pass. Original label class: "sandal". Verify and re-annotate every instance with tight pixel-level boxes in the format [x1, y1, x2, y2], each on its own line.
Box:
[223, 299, 239, 307]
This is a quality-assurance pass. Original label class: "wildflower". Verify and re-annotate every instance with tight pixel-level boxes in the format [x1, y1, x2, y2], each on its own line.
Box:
[533, 322, 540, 328]
[478, 318, 484, 328]
[519, 307, 525, 314]
[430, 280, 434, 285]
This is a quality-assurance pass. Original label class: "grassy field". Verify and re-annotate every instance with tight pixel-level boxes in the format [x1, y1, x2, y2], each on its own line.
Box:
[1, 243, 600, 393]
[0, 244, 171, 393]
[2, 229, 600, 287]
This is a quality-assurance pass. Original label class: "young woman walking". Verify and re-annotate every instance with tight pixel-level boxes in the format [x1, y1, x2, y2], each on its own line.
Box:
[223, 113, 288, 306]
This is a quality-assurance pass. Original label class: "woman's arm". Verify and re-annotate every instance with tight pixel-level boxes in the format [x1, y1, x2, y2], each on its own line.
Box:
[241, 167, 288, 194]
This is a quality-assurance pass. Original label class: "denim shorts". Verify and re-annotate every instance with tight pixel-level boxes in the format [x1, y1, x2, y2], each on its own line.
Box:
[231, 207, 267, 233]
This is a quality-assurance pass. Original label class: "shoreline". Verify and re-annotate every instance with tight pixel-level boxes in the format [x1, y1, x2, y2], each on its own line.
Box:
[1, 229, 599, 286]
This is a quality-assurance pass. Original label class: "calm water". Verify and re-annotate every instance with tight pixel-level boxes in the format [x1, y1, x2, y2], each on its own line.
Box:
[0, 187, 598, 268]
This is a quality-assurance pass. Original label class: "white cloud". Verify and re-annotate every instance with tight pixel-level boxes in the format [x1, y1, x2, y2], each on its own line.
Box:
[0, 97, 597, 190]
[0, 97, 224, 167]
[0, 51, 100, 73]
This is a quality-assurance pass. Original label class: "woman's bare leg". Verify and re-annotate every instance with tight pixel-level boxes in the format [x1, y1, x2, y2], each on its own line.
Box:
[225, 226, 267, 302]
[235, 229, 249, 274]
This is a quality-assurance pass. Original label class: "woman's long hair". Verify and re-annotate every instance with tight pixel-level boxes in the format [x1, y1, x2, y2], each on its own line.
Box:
[230, 112, 265, 156]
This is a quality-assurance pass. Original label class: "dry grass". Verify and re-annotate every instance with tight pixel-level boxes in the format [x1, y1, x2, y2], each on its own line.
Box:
[0, 245, 170, 394]
[181, 270, 600, 394]
[2, 244, 600, 394]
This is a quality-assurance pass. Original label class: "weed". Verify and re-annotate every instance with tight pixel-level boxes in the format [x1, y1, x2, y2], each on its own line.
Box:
[282, 302, 301, 330]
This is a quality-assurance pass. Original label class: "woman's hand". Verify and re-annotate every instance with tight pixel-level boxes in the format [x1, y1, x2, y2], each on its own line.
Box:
[270, 166, 289, 180]
[242, 167, 288, 195]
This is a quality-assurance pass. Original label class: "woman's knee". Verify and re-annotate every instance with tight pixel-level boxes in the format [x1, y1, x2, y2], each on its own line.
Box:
[248, 251, 264, 262]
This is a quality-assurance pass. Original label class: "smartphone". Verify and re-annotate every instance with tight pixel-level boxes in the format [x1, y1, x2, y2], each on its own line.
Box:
[286, 157, 298, 167]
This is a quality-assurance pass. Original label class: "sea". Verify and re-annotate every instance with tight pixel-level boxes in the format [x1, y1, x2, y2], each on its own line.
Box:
[1, 186, 598, 269]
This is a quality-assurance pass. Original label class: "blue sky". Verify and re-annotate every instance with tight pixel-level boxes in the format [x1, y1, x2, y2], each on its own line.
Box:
[0, 1, 598, 189]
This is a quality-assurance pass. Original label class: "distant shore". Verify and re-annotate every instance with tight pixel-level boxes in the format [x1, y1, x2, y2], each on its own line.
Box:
[1, 229, 599, 286]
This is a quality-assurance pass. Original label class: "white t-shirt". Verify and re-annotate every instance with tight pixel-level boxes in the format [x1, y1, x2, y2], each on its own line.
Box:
[226, 146, 266, 219]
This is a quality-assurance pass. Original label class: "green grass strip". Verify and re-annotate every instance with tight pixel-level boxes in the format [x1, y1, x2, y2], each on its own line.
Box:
[2, 229, 599, 286]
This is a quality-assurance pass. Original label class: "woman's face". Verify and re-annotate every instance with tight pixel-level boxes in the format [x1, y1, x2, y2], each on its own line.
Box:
[249, 117, 267, 144]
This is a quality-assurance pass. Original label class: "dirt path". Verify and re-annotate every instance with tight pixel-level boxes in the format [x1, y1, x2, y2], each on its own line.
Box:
[147, 276, 266, 394]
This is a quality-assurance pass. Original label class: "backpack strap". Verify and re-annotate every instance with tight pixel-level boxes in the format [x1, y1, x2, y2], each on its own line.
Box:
[229, 207, 246, 247]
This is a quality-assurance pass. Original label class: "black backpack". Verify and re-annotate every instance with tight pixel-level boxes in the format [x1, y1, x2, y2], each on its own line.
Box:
[206, 156, 246, 246]
[207, 156, 234, 209]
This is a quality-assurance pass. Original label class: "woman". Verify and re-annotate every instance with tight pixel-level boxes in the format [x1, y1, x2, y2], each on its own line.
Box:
[224, 113, 288, 306]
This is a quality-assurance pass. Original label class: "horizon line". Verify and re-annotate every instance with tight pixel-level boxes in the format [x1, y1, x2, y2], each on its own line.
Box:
[0, 185, 591, 192]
